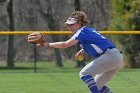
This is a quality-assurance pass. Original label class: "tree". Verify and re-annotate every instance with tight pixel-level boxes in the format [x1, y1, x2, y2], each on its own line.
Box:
[37, 0, 63, 67]
[0, 0, 111, 63]
[6, 0, 15, 68]
[109, 0, 140, 68]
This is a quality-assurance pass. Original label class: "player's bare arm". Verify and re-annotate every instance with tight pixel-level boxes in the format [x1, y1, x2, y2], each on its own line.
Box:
[44, 38, 79, 49]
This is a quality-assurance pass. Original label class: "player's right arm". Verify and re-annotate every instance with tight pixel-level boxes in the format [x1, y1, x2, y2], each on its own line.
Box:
[44, 38, 79, 49]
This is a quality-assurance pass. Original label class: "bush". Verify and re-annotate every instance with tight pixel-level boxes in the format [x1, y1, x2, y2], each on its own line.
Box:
[109, 0, 140, 68]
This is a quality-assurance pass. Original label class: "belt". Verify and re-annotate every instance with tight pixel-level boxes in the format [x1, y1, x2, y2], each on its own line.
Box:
[108, 47, 115, 49]
[99, 47, 122, 56]
[108, 47, 122, 53]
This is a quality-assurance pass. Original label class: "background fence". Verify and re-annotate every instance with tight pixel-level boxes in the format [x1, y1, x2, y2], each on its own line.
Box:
[0, 31, 140, 72]
[0, 31, 140, 35]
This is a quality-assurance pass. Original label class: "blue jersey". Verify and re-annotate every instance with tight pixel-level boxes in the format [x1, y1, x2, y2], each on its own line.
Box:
[71, 26, 116, 57]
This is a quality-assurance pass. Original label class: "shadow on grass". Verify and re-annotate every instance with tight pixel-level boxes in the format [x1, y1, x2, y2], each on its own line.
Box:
[120, 68, 140, 72]
[0, 66, 81, 73]
[0, 66, 34, 70]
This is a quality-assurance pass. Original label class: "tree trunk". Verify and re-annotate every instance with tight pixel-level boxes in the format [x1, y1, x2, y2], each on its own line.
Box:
[38, 0, 63, 67]
[74, 0, 86, 67]
[75, 0, 80, 11]
[6, 0, 15, 68]
[46, 6, 63, 67]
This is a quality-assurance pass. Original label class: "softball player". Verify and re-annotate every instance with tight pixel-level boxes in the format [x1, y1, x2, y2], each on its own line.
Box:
[28, 11, 123, 93]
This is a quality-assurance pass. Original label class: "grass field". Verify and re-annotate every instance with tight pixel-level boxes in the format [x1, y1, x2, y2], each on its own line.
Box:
[0, 61, 140, 93]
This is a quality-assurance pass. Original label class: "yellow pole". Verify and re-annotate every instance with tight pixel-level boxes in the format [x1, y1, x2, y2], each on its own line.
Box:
[0, 31, 72, 35]
[0, 31, 140, 35]
[100, 31, 140, 35]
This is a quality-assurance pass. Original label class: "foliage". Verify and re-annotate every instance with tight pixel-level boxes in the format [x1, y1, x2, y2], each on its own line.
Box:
[109, 0, 140, 68]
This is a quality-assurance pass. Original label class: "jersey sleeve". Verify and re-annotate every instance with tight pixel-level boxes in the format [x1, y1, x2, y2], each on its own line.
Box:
[70, 30, 83, 41]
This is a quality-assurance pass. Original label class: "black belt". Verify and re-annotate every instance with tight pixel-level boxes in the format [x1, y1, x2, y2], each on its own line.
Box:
[100, 47, 122, 56]
[108, 47, 115, 49]
[107, 47, 122, 54]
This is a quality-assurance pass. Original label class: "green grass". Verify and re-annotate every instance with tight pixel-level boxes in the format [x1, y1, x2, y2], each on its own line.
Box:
[0, 61, 140, 93]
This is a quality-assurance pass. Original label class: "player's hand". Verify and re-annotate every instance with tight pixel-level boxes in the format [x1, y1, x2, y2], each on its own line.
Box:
[27, 32, 45, 46]
[75, 49, 84, 61]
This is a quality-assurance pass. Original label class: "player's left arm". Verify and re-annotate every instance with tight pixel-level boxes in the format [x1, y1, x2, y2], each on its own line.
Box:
[44, 38, 79, 49]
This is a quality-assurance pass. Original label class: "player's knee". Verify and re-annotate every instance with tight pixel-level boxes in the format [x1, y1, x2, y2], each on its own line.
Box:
[79, 70, 91, 78]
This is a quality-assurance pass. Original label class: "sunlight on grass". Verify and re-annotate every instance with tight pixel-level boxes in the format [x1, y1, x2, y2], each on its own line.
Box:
[0, 61, 140, 93]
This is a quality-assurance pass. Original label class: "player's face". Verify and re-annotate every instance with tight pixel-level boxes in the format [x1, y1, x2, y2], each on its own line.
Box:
[66, 23, 81, 34]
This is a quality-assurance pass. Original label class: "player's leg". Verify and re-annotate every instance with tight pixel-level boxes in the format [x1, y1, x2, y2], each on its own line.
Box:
[96, 48, 123, 93]
[81, 74, 99, 93]
[95, 65, 121, 93]
[79, 59, 108, 93]
[79, 48, 123, 93]
[99, 86, 112, 93]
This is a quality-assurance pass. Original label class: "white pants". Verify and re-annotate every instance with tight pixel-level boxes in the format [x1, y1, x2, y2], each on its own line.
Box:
[79, 48, 123, 89]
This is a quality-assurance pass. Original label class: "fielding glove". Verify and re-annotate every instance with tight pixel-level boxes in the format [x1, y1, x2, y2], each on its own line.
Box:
[27, 32, 45, 46]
